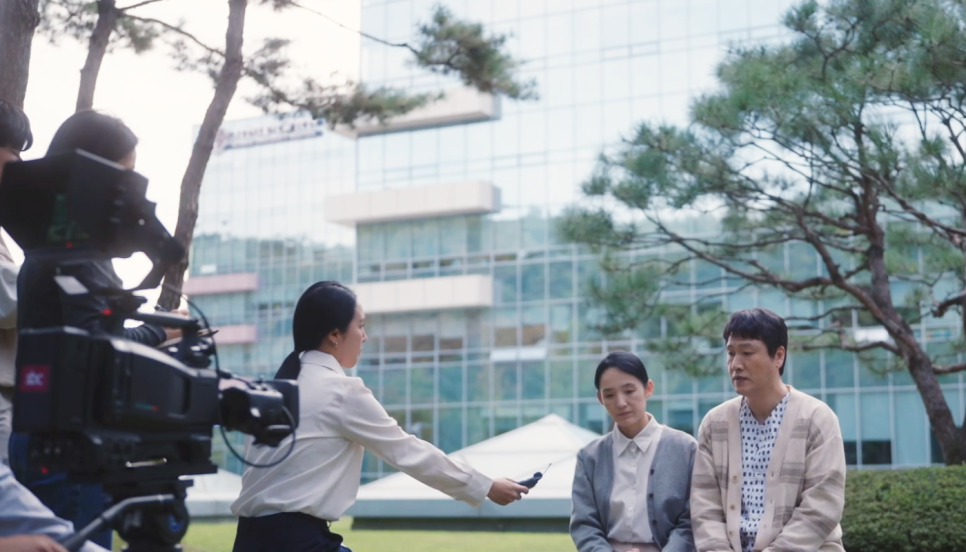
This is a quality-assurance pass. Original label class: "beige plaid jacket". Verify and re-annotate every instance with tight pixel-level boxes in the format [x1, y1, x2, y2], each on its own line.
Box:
[691, 386, 846, 552]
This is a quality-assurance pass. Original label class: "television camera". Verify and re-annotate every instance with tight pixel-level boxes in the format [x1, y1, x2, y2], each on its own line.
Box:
[0, 151, 300, 552]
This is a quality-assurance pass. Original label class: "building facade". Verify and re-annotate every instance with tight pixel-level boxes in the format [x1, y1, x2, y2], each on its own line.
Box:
[191, 0, 963, 477]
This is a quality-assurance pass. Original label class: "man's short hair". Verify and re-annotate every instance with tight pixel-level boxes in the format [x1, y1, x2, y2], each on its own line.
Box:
[723, 308, 788, 375]
[0, 98, 32, 152]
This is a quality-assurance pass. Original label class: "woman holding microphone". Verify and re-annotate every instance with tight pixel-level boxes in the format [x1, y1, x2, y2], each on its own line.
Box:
[231, 281, 528, 552]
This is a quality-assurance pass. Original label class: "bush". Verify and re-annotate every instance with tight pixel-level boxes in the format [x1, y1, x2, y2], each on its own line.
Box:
[843, 466, 966, 552]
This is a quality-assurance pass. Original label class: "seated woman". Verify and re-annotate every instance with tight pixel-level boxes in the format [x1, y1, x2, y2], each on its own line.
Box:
[570, 352, 697, 552]
[231, 281, 528, 552]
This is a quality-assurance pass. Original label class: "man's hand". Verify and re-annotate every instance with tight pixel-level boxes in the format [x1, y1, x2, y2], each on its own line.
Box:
[0, 535, 68, 552]
[486, 478, 529, 505]
[161, 308, 191, 342]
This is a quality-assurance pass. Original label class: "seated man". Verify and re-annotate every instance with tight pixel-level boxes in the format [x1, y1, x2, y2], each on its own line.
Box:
[0, 462, 107, 552]
[691, 308, 846, 552]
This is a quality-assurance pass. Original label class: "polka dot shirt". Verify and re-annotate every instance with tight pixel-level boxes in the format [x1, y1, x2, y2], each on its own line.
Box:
[738, 394, 789, 552]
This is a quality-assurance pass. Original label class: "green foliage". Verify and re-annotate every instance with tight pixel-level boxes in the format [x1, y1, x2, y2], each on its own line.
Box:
[42, 1, 536, 127]
[843, 467, 966, 552]
[413, 5, 537, 100]
[242, 36, 434, 127]
[559, 0, 966, 383]
[40, 0, 160, 53]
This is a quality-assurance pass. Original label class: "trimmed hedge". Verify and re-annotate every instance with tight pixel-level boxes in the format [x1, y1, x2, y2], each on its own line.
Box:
[843, 466, 966, 552]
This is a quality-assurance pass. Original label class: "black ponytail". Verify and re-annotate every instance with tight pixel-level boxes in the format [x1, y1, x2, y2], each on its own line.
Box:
[274, 281, 357, 380]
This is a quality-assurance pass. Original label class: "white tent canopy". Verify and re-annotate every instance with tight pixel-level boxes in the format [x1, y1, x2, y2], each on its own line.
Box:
[347, 414, 602, 531]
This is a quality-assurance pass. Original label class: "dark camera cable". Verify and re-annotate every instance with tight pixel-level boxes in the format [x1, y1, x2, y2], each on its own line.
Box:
[166, 285, 299, 469]
[218, 407, 298, 469]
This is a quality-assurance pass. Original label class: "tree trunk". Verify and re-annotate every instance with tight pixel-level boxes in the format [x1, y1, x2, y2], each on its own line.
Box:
[76, 0, 120, 112]
[906, 349, 966, 464]
[865, 220, 966, 465]
[157, 0, 247, 310]
[0, 0, 41, 107]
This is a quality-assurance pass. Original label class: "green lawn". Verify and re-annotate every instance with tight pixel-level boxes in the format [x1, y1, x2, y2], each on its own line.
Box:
[114, 518, 574, 552]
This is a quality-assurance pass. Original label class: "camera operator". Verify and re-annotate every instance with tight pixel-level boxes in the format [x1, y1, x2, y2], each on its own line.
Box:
[9, 111, 186, 550]
[231, 282, 529, 552]
[0, 98, 32, 465]
[0, 463, 108, 552]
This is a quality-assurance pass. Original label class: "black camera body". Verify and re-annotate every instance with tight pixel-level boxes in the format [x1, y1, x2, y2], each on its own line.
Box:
[15, 326, 217, 482]
[0, 150, 299, 550]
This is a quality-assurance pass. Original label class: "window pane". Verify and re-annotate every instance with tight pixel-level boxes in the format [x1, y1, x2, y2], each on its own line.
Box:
[549, 260, 574, 298]
[549, 359, 574, 399]
[494, 403, 519, 436]
[573, 8, 600, 52]
[383, 315, 408, 354]
[601, 3, 630, 49]
[547, 12, 573, 56]
[410, 367, 434, 404]
[467, 363, 491, 402]
[579, 402, 606, 434]
[384, 222, 411, 260]
[438, 126, 466, 169]
[412, 219, 438, 258]
[494, 307, 518, 347]
[383, 369, 406, 405]
[578, 357, 598, 398]
[495, 265, 518, 303]
[411, 314, 437, 352]
[522, 361, 545, 400]
[790, 350, 821, 390]
[438, 407, 463, 453]
[894, 391, 928, 466]
[439, 216, 468, 257]
[410, 408, 434, 443]
[860, 392, 891, 465]
[494, 362, 518, 401]
[521, 263, 546, 302]
[440, 365, 463, 403]
[522, 306, 546, 346]
[828, 393, 857, 465]
[439, 311, 465, 351]
[667, 402, 695, 435]
[550, 304, 574, 344]
[467, 406, 491, 445]
[825, 350, 855, 388]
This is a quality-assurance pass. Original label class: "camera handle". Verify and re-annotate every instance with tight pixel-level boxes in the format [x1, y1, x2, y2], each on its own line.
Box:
[62, 478, 194, 552]
[60, 494, 175, 552]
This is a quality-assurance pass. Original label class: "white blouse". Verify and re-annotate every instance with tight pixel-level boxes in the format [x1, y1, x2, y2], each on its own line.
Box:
[608, 414, 664, 552]
[231, 351, 492, 520]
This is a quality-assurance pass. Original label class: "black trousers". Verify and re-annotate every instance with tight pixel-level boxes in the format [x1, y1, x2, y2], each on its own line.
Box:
[233, 512, 352, 552]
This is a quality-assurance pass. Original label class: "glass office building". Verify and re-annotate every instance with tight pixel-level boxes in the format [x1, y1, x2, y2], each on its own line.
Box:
[191, 0, 963, 477]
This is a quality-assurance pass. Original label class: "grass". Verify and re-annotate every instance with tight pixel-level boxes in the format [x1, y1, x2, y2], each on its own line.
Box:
[113, 518, 574, 552]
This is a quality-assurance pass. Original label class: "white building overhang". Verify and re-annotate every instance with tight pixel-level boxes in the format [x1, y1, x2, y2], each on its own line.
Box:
[324, 181, 500, 226]
[352, 274, 493, 315]
[334, 87, 500, 139]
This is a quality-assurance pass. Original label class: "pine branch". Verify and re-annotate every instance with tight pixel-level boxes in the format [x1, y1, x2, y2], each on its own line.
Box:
[935, 362, 966, 375]
[118, 0, 166, 11]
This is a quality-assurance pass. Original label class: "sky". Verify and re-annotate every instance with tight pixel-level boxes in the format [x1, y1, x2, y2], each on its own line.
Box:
[12, 0, 361, 302]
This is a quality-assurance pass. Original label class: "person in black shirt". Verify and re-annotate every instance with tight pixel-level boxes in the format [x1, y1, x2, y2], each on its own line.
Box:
[9, 111, 184, 549]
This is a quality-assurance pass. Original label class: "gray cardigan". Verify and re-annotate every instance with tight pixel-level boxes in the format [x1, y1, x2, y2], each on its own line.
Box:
[570, 424, 698, 552]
